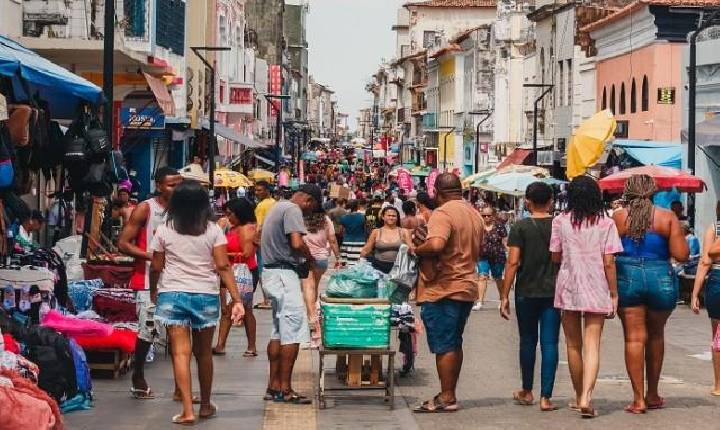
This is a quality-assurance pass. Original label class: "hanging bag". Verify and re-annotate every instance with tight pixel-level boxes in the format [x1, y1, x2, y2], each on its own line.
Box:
[233, 262, 254, 296]
[6, 105, 32, 147]
[85, 117, 110, 161]
[0, 159, 14, 189]
[388, 244, 418, 289]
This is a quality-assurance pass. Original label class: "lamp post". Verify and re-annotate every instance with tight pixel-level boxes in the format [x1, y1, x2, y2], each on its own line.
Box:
[266, 94, 292, 174]
[191, 46, 230, 197]
[438, 126, 455, 172]
[102, 0, 114, 142]
[469, 110, 492, 173]
[523, 83, 554, 166]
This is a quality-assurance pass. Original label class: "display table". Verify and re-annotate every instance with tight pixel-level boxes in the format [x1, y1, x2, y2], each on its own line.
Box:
[82, 263, 134, 287]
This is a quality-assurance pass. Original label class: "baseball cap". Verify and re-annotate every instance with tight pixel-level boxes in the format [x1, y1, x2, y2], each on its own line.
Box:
[298, 184, 322, 208]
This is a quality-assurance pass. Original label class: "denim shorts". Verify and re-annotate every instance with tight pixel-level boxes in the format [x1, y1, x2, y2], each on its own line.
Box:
[315, 259, 329, 271]
[154, 291, 220, 330]
[262, 268, 310, 345]
[705, 270, 720, 320]
[420, 299, 473, 354]
[617, 256, 678, 311]
[478, 260, 504, 280]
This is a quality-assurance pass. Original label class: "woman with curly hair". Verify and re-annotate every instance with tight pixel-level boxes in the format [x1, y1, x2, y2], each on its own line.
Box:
[549, 175, 623, 418]
[613, 174, 688, 414]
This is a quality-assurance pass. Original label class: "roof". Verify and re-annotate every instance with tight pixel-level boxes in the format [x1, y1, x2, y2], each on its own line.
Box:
[430, 43, 463, 58]
[450, 25, 489, 43]
[582, 0, 719, 33]
[404, 0, 496, 9]
[390, 49, 427, 66]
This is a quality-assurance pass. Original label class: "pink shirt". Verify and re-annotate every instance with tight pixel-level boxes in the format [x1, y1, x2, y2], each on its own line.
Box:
[304, 216, 335, 260]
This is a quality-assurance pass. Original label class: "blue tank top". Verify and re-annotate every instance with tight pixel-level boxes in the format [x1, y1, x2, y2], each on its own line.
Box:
[620, 232, 670, 260]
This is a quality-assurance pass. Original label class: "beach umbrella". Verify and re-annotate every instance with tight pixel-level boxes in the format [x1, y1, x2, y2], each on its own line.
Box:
[214, 169, 252, 188]
[598, 165, 706, 193]
[481, 171, 554, 196]
[248, 169, 275, 183]
[566, 110, 616, 179]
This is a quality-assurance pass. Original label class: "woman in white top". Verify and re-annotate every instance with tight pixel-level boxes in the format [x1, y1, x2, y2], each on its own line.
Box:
[150, 181, 243, 425]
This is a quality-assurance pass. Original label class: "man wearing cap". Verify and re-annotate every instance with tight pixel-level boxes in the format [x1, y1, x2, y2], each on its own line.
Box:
[260, 184, 320, 404]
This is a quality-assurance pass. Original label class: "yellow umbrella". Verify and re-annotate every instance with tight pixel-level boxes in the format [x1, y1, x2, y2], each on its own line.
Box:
[214, 169, 252, 188]
[248, 169, 275, 183]
[566, 110, 616, 179]
[462, 168, 496, 188]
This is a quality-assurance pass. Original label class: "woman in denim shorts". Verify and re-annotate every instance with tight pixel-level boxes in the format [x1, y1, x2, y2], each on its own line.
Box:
[612, 175, 689, 414]
[149, 181, 244, 425]
[474, 207, 507, 311]
[692, 201, 720, 396]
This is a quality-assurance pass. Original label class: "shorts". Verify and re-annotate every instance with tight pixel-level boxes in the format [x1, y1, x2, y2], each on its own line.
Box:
[705, 270, 720, 320]
[314, 259, 329, 271]
[262, 268, 310, 345]
[617, 256, 678, 311]
[135, 290, 165, 343]
[154, 291, 220, 329]
[420, 299, 474, 354]
[478, 260, 504, 280]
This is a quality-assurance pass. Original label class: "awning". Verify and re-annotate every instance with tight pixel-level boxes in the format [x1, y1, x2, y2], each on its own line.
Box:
[496, 148, 532, 170]
[143, 72, 175, 116]
[613, 140, 681, 169]
[254, 154, 275, 166]
[200, 119, 265, 148]
[0, 34, 102, 118]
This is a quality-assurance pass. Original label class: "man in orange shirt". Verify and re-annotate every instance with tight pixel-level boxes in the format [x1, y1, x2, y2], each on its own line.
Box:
[412, 173, 484, 413]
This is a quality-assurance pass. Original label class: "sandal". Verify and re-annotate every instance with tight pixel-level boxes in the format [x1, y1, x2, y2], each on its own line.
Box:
[130, 387, 155, 400]
[512, 391, 533, 406]
[172, 394, 201, 404]
[646, 397, 666, 410]
[243, 350, 258, 357]
[568, 401, 581, 411]
[278, 391, 312, 405]
[211, 348, 226, 356]
[580, 406, 598, 419]
[199, 403, 218, 419]
[263, 389, 278, 401]
[171, 415, 195, 426]
[413, 394, 459, 413]
[539, 398, 558, 412]
[624, 403, 647, 414]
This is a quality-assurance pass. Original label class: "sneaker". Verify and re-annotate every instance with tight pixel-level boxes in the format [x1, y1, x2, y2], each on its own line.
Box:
[471, 302, 483, 311]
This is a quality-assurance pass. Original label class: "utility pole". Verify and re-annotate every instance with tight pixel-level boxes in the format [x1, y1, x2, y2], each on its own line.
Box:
[523, 83, 553, 166]
[102, 0, 114, 142]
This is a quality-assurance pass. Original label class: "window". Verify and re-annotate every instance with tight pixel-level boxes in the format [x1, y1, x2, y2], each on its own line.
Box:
[619, 83, 626, 114]
[615, 120, 629, 138]
[631, 78, 637, 113]
[156, 0, 186, 54]
[567, 59, 573, 105]
[423, 31, 436, 48]
[557, 61, 563, 107]
[602, 87, 607, 110]
[641, 75, 649, 111]
[610, 85, 616, 114]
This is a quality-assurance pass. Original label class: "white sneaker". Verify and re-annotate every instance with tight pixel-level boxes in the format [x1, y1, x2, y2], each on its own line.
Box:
[472, 302, 483, 311]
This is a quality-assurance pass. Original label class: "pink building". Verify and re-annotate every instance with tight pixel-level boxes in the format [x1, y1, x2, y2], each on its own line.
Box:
[585, 0, 708, 142]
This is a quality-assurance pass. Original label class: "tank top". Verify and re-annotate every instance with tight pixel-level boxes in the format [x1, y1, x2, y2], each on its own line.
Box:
[226, 228, 258, 270]
[374, 228, 403, 263]
[620, 232, 670, 260]
[129, 198, 167, 291]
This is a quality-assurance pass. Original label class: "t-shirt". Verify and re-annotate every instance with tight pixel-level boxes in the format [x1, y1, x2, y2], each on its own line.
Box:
[417, 199, 483, 303]
[327, 207, 347, 233]
[340, 212, 367, 243]
[150, 222, 227, 294]
[260, 200, 307, 266]
[507, 217, 557, 298]
[255, 197, 277, 226]
[305, 216, 335, 259]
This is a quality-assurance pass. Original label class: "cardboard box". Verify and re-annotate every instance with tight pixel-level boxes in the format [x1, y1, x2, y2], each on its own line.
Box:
[329, 184, 350, 200]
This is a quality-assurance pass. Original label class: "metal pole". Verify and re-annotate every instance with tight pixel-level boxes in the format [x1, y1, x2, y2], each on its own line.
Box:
[275, 107, 281, 173]
[209, 63, 216, 196]
[102, 0, 114, 140]
[474, 112, 492, 173]
[533, 86, 554, 166]
[689, 29, 698, 228]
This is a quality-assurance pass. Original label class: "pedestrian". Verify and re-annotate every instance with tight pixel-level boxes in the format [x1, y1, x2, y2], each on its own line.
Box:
[261, 184, 321, 404]
[411, 173, 483, 412]
[474, 207, 507, 311]
[327, 198, 348, 246]
[365, 192, 384, 232]
[499, 182, 560, 411]
[360, 206, 413, 274]
[612, 174, 689, 413]
[670, 200, 687, 221]
[550, 175, 623, 418]
[119, 167, 183, 401]
[401, 200, 425, 230]
[339, 199, 368, 266]
[254, 181, 276, 310]
[213, 198, 259, 357]
[149, 181, 244, 425]
[302, 209, 341, 347]
[691, 201, 720, 396]
[416, 191, 435, 223]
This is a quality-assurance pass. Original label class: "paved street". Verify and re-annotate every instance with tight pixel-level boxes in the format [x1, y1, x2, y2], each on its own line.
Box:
[64, 282, 720, 429]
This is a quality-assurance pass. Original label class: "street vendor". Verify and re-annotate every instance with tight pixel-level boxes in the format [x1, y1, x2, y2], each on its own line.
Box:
[15, 210, 44, 251]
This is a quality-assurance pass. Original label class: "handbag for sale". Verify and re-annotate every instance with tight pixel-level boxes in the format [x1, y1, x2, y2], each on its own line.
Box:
[0, 159, 14, 189]
[233, 263, 254, 295]
[6, 105, 33, 147]
[388, 244, 418, 288]
[85, 120, 110, 160]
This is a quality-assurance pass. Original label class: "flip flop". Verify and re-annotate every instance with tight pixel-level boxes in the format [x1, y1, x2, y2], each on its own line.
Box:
[199, 403, 219, 419]
[568, 401, 581, 412]
[624, 403, 647, 414]
[413, 394, 459, 413]
[243, 351, 258, 357]
[278, 391, 312, 405]
[580, 406, 598, 419]
[173, 394, 201, 404]
[263, 389, 278, 401]
[130, 387, 155, 400]
[171, 415, 195, 426]
[211, 348, 226, 356]
[512, 391, 534, 406]
[539, 399, 558, 412]
[711, 390, 720, 397]
[646, 397, 666, 410]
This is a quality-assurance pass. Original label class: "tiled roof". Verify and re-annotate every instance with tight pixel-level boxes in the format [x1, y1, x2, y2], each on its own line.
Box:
[430, 43, 463, 58]
[404, 0, 497, 8]
[583, 0, 718, 33]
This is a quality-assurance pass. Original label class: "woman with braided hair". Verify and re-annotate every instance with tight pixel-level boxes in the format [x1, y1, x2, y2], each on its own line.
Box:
[550, 176, 623, 418]
[612, 174, 688, 414]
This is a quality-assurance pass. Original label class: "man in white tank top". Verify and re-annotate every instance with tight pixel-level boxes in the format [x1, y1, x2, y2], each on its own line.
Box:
[119, 167, 182, 399]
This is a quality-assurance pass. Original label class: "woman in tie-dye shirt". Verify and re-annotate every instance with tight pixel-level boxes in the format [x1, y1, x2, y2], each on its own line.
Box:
[549, 176, 623, 419]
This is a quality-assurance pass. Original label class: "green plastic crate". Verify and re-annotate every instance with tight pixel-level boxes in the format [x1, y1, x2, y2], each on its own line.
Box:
[321, 301, 391, 349]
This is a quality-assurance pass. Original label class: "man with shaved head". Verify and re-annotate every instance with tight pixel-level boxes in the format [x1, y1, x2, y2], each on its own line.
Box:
[412, 173, 484, 413]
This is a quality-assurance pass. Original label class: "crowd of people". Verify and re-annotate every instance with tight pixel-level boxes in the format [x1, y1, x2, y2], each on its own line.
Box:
[107, 155, 720, 423]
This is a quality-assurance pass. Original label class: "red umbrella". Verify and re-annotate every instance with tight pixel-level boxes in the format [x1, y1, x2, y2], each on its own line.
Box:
[598, 165, 706, 193]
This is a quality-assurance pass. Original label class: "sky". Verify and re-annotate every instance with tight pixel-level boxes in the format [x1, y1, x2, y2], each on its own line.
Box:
[305, 0, 403, 131]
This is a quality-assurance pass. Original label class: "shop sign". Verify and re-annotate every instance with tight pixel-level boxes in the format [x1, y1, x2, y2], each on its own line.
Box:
[657, 87, 675, 105]
[120, 107, 166, 129]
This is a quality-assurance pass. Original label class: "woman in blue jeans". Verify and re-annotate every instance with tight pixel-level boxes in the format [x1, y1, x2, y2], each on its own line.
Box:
[499, 182, 559, 411]
[612, 175, 688, 414]
[691, 201, 720, 396]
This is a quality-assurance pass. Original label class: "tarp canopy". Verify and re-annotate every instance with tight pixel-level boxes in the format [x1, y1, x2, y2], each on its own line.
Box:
[613, 140, 681, 169]
[200, 119, 268, 148]
[497, 148, 531, 170]
[0, 35, 102, 118]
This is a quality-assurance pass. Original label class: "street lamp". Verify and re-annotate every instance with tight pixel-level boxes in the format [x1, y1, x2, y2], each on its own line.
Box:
[523, 83, 554, 166]
[265, 93, 291, 173]
[191, 46, 231, 197]
[437, 126, 455, 172]
[469, 110, 492, 173]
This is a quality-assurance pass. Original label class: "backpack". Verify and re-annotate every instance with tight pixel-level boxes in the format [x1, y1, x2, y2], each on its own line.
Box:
[19, 326, 78, 402]
[85, 119, 110, 162]
[68, 338, 92, 395]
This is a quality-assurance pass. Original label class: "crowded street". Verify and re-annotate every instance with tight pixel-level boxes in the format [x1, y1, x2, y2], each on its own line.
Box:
[3, 0, 720, 429]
